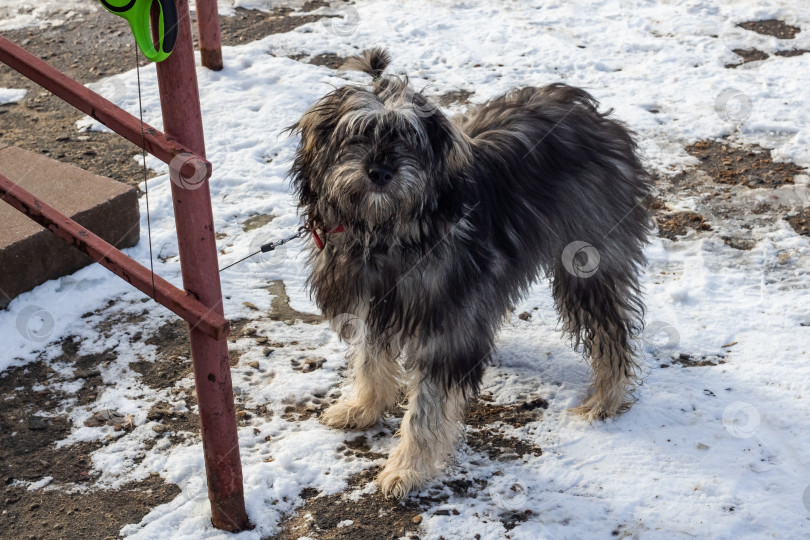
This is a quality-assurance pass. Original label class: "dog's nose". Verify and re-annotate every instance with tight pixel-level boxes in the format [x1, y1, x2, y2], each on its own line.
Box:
[368, 164, 395, 186]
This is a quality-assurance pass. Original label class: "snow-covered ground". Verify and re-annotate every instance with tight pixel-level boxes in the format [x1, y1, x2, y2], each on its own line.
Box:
[2, 0, 810, 538]
[0, 0, 94, 31]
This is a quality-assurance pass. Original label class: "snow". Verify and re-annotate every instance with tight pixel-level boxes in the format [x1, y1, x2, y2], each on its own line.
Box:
[26, 476, 53, 490]
[0, 1, 94, 31]
[2, 0, 810, 539]
[0, 87, 26, 104]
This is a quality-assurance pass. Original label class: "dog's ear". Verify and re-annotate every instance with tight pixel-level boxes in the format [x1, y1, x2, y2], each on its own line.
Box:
[341, 47, 391, 79]
[419, 101, 472, 178]
[286, 91, 344, 214]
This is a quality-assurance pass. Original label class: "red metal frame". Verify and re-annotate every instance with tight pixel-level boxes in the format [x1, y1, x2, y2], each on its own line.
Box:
[0, 0, 249, 532]
[0, 174, 229, 341]
[195, 0, 223, 70]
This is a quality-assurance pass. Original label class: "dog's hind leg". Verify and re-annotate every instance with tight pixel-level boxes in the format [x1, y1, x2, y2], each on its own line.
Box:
[321, 341, 402, 430]
[552, 259, 644, 421]
[377, 372, 467, 498]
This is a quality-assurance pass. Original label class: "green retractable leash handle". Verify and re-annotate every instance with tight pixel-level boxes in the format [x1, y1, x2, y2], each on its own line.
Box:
[99, 0, 178, 62]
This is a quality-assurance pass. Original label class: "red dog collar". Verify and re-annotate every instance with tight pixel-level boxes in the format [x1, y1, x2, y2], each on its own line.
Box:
[312, 225, 345, 250]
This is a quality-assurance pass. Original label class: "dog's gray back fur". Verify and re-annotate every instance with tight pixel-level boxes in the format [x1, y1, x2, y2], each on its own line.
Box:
[289, 48, 651, 403]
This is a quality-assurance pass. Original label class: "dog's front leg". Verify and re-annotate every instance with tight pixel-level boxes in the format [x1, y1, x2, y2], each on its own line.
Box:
[321, 340, 402, 430]
[377, 371, 467, 498]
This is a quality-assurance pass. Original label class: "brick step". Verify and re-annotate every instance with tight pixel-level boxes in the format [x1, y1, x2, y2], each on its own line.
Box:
[0, 143, 139, 309]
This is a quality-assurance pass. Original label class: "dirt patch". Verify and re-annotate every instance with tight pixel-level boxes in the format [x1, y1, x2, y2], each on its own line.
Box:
[126, 317, 210, 446]
[774, 49, 810, 58]
[467, 427, 543, 461]
[280, 392, 329, 422]
[0, 329, 147, 503]
[130, 319, 193, 390]
[725, 48, 768, 68]
[91, 301, 149, 339]
[309, 53, 345, 69]
[289, 52, 347, 70]
[2, 474, 179, 540]
[0, 359, 101, 487]
[0, 344, 179, 540]
[275, 467, 455, 540]
[501, 509, 534, 531]
[465, 396, 546, 461]
[230, 321, 290, 369]
[267, 280, 325, 325]
[338, 435, 387, 461]
[786, 209, 810, 237]
[242, 213, 277, 232]
[737, 20, 801, 39]
[685, 140, 804, 188]
[720, 235, 757, 251]
[275, 399, 543, 538]
[661, 353, 727, 368]
[466, 395, 549, 429]
[276, 466, 502, 539]
[437, 89, 475, 107]
[292, 356, 327, 373]
[654, 211, 711, 241]
[218, 6, 330, 46]
[147, 400, 199, 436]
[46, 337, 123, 410]
[655, 137, 808, 250]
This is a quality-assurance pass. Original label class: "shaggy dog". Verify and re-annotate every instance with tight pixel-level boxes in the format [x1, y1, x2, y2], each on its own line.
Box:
[288, 48, 651, 498]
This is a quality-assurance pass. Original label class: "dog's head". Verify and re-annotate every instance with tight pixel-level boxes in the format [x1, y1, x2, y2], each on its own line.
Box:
[288, 48, 471, 236]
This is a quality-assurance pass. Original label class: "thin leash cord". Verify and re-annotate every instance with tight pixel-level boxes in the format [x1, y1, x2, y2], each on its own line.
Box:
[218, 250, 263, 273]
[134, 43, 157, 299]
[218, 227, 308, 273]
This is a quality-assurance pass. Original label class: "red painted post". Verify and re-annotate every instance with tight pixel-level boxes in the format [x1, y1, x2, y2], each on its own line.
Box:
[153, 0, 249, 531]
[195, 0, 223, 70]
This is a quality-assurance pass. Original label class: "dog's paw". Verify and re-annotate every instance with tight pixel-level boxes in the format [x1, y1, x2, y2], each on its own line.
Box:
[320, 399, 380, 430]
[377, 462, 427, 499]
[569, 394, 632, 421]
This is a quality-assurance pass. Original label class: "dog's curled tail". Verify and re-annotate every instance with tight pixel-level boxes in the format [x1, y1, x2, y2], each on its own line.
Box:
[341, 47, 391, 79]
